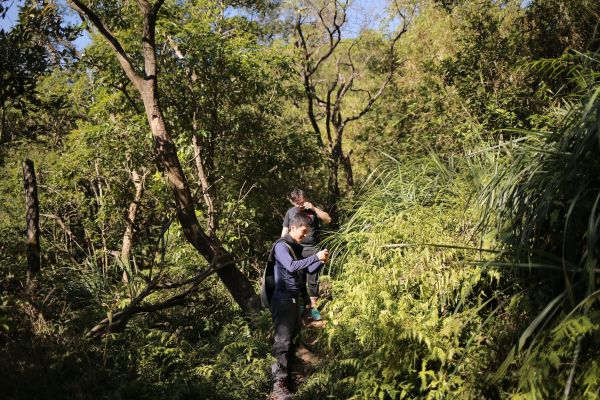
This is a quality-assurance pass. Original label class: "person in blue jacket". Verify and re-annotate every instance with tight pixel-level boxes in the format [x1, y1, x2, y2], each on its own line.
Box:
[281, 189, 331, 321]
[271, 212, 329, 399]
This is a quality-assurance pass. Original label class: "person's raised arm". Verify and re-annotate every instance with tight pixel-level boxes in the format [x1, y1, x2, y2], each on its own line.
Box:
[282, 209, 291, 237]
[303, 202, 332, 224]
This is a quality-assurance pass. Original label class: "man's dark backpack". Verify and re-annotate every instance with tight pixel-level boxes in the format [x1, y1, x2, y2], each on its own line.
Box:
[260, 240, 297, 308]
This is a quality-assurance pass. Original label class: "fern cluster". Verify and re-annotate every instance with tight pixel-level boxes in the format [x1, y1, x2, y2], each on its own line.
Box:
[299, 53, 600, 398]
[298, 155, 507, 399]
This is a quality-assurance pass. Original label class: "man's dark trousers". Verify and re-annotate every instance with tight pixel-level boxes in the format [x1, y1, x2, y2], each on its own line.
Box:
[300, 245, 321, 305]
[271, 297, 301, 381]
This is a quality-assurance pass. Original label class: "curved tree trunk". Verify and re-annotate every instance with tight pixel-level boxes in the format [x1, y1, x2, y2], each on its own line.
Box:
[70, 0, 260, 315]
[141, 84, 260, 314]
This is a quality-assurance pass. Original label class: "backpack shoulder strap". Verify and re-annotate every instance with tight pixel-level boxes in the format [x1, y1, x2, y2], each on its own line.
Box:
[261, 240, 282, 308]
[281, 242, 298, 261]
[270, 240, 298, 262]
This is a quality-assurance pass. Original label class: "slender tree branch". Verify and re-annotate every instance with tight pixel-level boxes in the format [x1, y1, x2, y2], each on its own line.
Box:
[343, 80, 386, 125]
[193, 134, 218, 237]
[342, 5, 410, 126]
[87, 255, 241, 337]
[113, 81, 143, 114]
[156, 256, 252, 289]
[40, 213, 74, 239]
[310, 0, 346, 76]
[69, 0, 143, 89]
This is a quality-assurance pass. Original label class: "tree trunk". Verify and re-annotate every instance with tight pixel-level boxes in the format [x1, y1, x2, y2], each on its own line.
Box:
[341, 151, 354, 192]
[192, 134, 217, 237]
[0, 104, 5, 145]
[121, 168, 147, 282]
[22, 159, 41, 290]
[140, 85, 260, 314]
[69, 0, 261, 315]
[327, 148, 341, 224]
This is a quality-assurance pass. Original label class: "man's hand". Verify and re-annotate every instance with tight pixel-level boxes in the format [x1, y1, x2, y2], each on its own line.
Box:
[303, 201, 332, 224]
[303, 201, 314, 211]
[317, 249, 329, 263]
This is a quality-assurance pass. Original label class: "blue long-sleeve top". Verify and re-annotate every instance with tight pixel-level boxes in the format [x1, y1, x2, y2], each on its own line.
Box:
[272, 241, 322, 301]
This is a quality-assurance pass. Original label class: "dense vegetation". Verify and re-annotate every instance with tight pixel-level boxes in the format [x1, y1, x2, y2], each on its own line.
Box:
[1, 0, 599, 398]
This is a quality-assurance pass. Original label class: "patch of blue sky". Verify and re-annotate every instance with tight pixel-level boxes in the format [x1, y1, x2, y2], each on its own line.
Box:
[1, 0, 90, 50]
[0, 0, 536, 51]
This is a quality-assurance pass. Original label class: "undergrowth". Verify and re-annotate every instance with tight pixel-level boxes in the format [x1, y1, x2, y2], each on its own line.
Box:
[297, 154, 512, 399]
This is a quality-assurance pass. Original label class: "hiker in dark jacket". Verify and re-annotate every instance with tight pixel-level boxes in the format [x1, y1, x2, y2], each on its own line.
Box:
[281, 188, 331, 321]
[271, 212, 329, 399]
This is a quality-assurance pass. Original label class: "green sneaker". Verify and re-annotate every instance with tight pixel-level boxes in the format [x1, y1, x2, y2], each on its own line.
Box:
[310, 308, 322, 321]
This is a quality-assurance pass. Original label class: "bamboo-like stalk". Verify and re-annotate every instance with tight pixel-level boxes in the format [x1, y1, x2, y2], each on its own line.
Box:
[23, 159, 41, 292]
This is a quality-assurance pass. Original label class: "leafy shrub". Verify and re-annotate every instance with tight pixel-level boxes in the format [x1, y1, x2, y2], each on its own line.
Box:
[300, 155, 507, 399]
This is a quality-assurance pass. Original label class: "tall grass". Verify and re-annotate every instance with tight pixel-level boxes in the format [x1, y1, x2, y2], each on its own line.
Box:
[478, 64, 600, 398]
[300, 153, 510, 399]
[300, 63, 600, 397]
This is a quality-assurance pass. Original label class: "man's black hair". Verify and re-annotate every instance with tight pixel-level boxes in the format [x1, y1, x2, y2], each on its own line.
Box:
[289, 211, 311, 228]
[289, 189, 305, 204]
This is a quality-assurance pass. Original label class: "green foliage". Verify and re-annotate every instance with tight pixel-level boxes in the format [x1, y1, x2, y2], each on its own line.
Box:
[525, 0, 600, 59]
[508, 313, 600, 400]
[3, 0, 600, 398]
[301, 155, 507, 399]
[0, 0, 79, 147]
[478, 51, 600, 397]
[437, 0, 538, 135]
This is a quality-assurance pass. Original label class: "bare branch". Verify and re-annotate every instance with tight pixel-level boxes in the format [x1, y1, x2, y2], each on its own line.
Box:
[296, 2, 349, 148]
[192, 134, 218, 237]
[153, 0, 167, 15]
[310, 1, 346, 76]
[112, 81, 143, 114]
[297, 30, 323, 143]
[324, 56, 342, 145]
[155, 257, 252, 289]
[166, 35, 185, 59]
[343, 77, 388, 126]
[87, 255, 242, 337]
[69, 0, 143, 89]
[342, 2, 413, 126]
[334, 66, 355, 111]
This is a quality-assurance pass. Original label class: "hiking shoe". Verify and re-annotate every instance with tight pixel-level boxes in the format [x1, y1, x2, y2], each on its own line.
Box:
[272, 380, 293, 400]
[310, 308, 322, 321]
